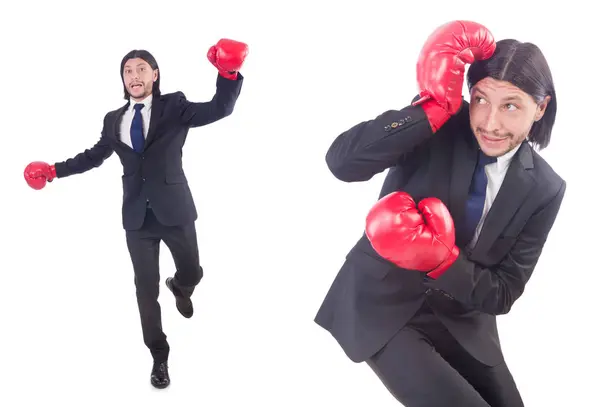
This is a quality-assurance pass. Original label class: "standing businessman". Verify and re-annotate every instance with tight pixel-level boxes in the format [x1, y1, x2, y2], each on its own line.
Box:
[23, 38, 248, 389]
[315, 21, 565, 406]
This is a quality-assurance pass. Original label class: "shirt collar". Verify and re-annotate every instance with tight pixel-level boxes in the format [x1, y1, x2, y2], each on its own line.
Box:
[493, 143, 521, 172]
[129, 94, 153, 111]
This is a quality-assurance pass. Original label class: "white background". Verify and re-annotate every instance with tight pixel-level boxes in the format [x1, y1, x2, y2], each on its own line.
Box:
[1, 0, 597, 406]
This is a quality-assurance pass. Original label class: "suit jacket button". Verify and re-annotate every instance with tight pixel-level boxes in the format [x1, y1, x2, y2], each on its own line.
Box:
[391, 122, 398, 128]
[384, 125, 391, 131]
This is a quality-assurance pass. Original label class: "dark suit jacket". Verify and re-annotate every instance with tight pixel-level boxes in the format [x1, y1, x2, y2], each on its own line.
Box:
[314, 97, 566, 366]
[54, 73, 244, 230]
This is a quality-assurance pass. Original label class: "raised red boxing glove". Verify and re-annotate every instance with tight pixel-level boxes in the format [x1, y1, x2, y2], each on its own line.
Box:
[412, 20, 496, 132]
[365, 191, 459, 278]
[24, 161, 56, 190]
[207, 38, 248, 80]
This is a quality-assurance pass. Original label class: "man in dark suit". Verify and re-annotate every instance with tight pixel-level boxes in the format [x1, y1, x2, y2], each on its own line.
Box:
[23, 38, 248, 389]
[314, 21, 565, 406]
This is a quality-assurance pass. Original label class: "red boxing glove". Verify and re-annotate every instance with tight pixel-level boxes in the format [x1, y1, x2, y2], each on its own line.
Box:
[24, 161, 56, 190]
[413, 20, 496, 132]
[365, 191, 459, 278]
[207, 38, 249, 80]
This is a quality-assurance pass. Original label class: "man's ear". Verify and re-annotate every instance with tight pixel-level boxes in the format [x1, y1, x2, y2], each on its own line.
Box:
[535, 95, 551, 122]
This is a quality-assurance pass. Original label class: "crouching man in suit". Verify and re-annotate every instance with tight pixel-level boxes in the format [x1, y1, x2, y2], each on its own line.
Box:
[315, 21, 565, 407]
[24, 38, 248, 389]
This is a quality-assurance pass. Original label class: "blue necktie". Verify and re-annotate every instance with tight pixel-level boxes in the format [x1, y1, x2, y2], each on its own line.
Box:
[463, 150, 497, 243]
[130, 103, 145, 153]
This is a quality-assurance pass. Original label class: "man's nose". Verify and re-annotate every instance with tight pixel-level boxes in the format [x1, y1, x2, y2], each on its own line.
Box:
[481, 109, 500, 132]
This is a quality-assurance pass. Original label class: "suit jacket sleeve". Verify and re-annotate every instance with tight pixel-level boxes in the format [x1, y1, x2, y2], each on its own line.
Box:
[325, 96, 437, 183]
[425, 179, 567, 315]
[177, 73, 243, 128]
[54, 116, 114, 178]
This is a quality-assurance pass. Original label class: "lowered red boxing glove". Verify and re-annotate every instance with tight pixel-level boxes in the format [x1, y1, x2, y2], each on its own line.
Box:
[207, 38, 249, 80]
[365, 191, 459, 278]
[413, 20, 496, 132]
[24, 161, 57, 190]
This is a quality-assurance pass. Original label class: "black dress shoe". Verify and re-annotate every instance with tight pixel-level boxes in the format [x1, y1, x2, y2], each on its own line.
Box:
[151, 361, 170, 389]
[165, 277, 193, 318]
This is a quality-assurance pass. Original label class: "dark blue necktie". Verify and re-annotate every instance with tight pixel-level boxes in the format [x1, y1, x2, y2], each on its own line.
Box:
[463, 150, 497, 243]
[130, 103, 145, 153]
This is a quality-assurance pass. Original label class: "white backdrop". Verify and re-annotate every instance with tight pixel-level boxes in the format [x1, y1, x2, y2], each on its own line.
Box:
[1, 0, 597, 406]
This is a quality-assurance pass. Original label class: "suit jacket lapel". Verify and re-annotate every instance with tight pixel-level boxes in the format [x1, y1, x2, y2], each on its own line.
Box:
[111, 103, 130, 147]
[145, 95, 165, 150]
[470, 142, 536, 256]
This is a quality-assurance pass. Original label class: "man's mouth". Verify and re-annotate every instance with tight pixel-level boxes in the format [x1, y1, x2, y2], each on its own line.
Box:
[480, 133, 508, 143]
[130, 83, 143, 89]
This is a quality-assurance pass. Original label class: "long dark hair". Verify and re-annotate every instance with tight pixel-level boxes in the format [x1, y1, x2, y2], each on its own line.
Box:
[120, 49, 161, 100]
[466, 39, 556, 150]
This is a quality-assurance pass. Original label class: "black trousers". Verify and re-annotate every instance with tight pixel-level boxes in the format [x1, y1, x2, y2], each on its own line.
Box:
[125, 208, 203, 363]
[366, 302, 524, 407]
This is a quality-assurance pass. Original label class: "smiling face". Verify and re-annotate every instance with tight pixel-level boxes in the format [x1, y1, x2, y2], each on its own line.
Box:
[122, 58, 158, 101]
[469, 77, 550, 157]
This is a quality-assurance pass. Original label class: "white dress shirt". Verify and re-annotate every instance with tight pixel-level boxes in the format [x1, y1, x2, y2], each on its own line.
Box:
[119, 94, 153, 207]
[468, 144, 521, 249]
[119, 94, 153, 148]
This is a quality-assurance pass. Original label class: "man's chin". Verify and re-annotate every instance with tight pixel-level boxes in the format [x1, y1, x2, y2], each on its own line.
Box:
[475, 134, 512, 157]
[128, 90, 146, 100]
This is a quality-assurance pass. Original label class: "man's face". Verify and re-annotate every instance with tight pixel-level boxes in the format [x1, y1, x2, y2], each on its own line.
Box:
[469, 77, 550, 157]
[122, 58, 158, 101]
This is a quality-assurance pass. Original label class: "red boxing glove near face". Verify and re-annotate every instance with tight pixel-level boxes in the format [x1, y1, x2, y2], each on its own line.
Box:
[413, 20, 496, 132]
[207, 38, 249, 80]
[365, 191, 459, 277]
